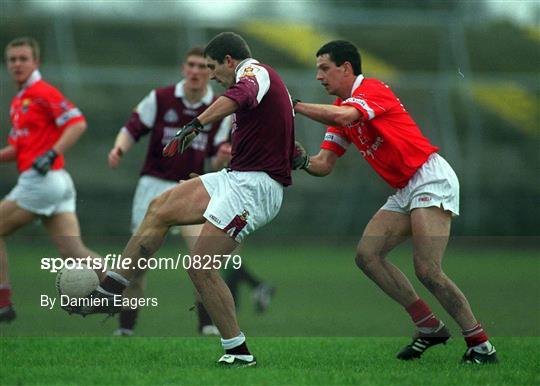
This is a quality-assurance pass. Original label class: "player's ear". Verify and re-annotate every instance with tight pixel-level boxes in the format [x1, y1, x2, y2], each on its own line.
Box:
[343, 61, 353, 75]
[224, 55, 234, 69]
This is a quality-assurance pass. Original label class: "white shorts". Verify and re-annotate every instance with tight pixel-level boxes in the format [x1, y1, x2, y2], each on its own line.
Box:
[381, 153, 460, 216]
[200, 169, 284, 242]
[131, 175, 179, 233]
[5, 168, 76, 216]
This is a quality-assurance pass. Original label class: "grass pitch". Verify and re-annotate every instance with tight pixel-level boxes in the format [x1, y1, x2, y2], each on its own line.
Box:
[2, 337, 539, 385]
[1, 237, 539, 385]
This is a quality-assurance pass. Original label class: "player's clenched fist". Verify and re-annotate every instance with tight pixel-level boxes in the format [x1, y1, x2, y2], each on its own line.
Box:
[162, 118, 203, 157]
[108, 146, 123, 169]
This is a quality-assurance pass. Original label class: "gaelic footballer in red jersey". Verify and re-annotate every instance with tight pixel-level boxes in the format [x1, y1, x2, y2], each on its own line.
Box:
[68, 32, 294, 368]
[0, 37, 102, 324]
[293, 40, 497, 364]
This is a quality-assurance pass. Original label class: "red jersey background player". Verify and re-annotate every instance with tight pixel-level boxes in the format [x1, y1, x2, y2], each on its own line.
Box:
[293, 40, 497, 364]
[0, 37, 101, 323]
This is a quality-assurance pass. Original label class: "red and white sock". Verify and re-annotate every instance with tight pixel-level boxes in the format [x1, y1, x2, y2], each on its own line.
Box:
[0, 285, 12, 308]
[463, 323, 490, 349]
[405, 298, 443, 333]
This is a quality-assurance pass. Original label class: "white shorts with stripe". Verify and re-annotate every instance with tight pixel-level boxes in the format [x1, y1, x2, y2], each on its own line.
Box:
[381, 153, 460, 216]
[200, 169, 283, 243]
[5, 168, 76, 216]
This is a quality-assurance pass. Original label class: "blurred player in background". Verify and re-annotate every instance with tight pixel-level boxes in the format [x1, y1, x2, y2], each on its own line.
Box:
[0, 37, 101, 323]
[68, 32, 294, 368]
[293, 40, 497, 364]
[108, 46, 274, 337]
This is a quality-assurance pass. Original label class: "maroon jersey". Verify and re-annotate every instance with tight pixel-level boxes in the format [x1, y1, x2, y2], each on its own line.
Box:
[123, 80, 230, 181]
[223, 59, 295, 186]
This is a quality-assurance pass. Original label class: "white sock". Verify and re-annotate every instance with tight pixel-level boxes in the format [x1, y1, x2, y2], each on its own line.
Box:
[107, 271, 130, 286]
[221, 332, 246, 350]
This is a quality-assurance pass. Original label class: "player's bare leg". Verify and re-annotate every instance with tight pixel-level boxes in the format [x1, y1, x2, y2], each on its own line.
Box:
[116, 178, 209, 280]
[187, 221, 255, 366]
[356, 209, 451, 360]
[410, 207, 475, 328]
[0, 200, 36, 322]
[43, 212, 104, 279]
[76, 178, 210, 316]
[180, 224, 219, 336]
[187, 221, 240, 339]
[411, 206, 496, 363]
[355, 210, 417, 306]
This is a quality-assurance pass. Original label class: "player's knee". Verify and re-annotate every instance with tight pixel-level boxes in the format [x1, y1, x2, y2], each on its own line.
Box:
[415, 264, 444, 288]
[145, 194, 170, 225]
[355, 249, 379, 272]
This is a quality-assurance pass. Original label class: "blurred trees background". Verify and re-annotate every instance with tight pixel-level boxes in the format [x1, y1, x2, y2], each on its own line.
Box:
[1, 1, 538, 237]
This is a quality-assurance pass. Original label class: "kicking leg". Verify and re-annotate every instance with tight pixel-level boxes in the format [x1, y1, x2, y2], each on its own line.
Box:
[77, 177, 209, 315]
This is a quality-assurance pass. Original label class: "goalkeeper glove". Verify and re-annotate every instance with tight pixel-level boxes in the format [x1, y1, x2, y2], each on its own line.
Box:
[162, 118, 203, 157]
[292, 141, 310, 170]
[32, 149, 58, 175]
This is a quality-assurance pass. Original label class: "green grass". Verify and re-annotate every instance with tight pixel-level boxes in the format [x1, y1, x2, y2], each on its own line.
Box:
[1, 337, 539, 385]
[1, 239, 539, 385]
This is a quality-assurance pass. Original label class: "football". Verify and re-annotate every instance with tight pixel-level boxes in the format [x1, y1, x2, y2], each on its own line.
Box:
[55, 265, 99, 298]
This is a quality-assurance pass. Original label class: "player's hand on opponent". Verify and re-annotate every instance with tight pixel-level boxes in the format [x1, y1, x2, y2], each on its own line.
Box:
[292, 141, 310, 170]
[162, 118, 203, 157]
[108, 146, 123, 169]
[32, 149, 58, 175]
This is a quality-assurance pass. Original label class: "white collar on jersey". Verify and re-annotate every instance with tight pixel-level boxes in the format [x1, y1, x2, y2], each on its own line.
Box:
[234, 58, 259, 76]
[18, 69, 42, 96]
[174, 79, 214, 109]
[350, 74, 365, 97]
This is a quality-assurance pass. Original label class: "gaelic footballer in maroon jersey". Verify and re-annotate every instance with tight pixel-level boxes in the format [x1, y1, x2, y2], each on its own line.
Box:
[293, 40, 497, 364]
[107, 47, 233, 338]
[122, 80, 230, 182]
[75, 33, 293, 367]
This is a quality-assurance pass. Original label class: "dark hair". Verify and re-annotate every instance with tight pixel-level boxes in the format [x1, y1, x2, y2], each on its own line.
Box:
[204, 32, 251, 63]
[184, 46, 205, 60]
[5, 36, 40, 61]
[316, 40, 361, 75]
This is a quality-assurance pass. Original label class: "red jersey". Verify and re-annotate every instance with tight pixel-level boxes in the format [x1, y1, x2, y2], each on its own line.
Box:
[321, 75, 438, 189]
[8, 70, 86, 173]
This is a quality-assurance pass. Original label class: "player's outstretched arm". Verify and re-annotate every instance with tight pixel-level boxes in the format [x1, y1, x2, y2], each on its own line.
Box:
[108, 129, 135, 169]
[295, 102, 360, 127]
[197, 96, 239, 126]
[0, 145, 16, 163]
[304, 149, 338, 177]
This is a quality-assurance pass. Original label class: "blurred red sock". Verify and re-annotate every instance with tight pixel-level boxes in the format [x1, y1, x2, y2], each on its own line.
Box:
[405, 298, 441, 329]
[463, 323, 489, 347]
[0, 287, 12, 308]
